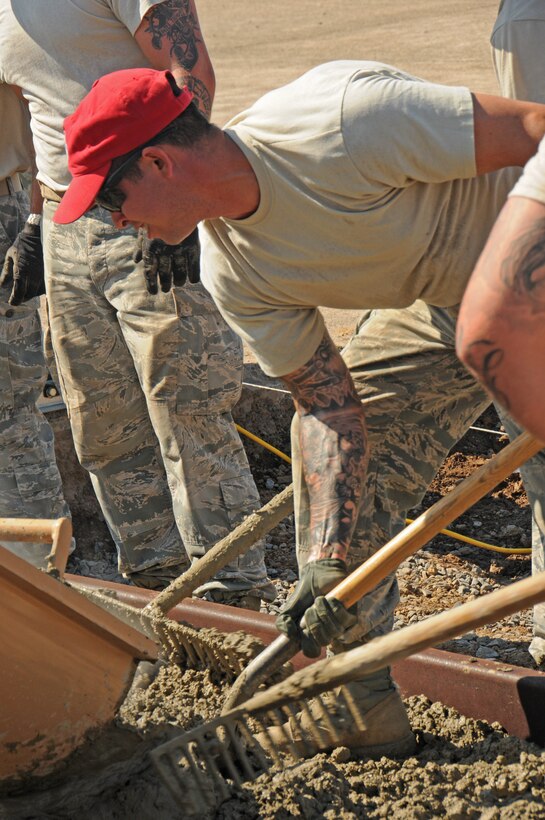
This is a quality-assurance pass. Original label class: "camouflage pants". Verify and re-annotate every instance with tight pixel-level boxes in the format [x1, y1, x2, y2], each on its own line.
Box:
[42, 201, 272, 595]
[292, 300, 545, 661]
[0, 190, 71, 567]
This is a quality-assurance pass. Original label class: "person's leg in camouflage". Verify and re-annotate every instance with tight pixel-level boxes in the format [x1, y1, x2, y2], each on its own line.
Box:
[42, 204, 274, 604]
[287, 300, 492, 755]
[493, 407, 545, 665]
[0, 189, 71, 568]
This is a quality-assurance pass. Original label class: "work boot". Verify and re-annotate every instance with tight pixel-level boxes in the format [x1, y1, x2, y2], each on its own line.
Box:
[125, 561, 188, 591]
[256, 667, 416, 759]
[199, 587, 263, 611]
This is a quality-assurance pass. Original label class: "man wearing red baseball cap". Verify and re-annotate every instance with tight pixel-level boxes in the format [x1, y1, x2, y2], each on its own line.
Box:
[55, 69, 195, 224]
[0, 2, 275, 608]
[58, 61, 545, 759]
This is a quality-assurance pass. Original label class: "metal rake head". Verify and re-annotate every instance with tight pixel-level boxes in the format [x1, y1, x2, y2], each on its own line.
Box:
[151, 619, 261, 680]
[150, 687, 367, 814]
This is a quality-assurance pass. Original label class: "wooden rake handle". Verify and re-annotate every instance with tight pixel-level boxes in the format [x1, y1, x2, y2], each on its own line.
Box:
[244, 567, 545, 713]
[330, 429, 544, 609]
[0, 516, 73, 576]
[145, 483, 295, 617]
[222, 430, 544, 712]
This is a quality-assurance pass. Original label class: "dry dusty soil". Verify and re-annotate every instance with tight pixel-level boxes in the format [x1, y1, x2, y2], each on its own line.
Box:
[6, 3, 545, 819]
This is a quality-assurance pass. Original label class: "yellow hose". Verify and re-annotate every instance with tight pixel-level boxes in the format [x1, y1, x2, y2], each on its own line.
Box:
[235, 424, 292, 464]
[235, 423, 531, 556]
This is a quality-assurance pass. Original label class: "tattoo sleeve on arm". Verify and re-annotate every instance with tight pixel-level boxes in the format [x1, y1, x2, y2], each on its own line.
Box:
[501, 217, 545, 310]
[142, 1, 212, 115]
[282, 333, 368, 563]
[457, 329, 511, 410]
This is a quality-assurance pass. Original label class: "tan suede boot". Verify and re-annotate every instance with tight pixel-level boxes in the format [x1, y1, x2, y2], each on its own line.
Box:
[256, 671, 416, 760]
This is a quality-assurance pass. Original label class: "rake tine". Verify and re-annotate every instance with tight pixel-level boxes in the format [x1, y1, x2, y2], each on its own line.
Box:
[194, 734, 232, 802]
[152, 742, 198, 809]
[221, 718, 257, 781]
[298, 698, 327, 752]
[313, 693, 343, 747]
[282, 702, 315, 759]
[252, 711, 286, 768]
[212, 724, 246, 788]
[236, 716, 273, 775]
[170, 626, 200, 666]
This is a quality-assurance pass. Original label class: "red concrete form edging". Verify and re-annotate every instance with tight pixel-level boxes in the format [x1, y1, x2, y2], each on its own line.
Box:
[68, 574, 545, 746]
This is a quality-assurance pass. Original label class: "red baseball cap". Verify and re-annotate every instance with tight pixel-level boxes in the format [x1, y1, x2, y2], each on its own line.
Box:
[54, 68, 193, 224]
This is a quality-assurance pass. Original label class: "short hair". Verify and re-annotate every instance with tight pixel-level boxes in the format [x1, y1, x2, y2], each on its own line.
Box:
[106, 101, 213, 184]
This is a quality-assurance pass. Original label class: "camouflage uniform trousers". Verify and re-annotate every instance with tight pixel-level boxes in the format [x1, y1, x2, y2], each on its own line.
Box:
[0, 190, 71, 568]
[42, 201, 274, 598]
[292, 300, 545, 662]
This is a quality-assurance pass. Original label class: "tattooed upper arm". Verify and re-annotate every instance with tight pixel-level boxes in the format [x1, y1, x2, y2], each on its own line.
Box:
[135, 1, 214, 117]
[457, 197, 545, 433]
[500, 216, 545, 309]
[282, 333, 368, 562]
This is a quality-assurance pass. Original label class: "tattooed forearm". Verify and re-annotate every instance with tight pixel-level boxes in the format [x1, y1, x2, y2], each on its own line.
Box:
[144, 1, 201, 73]
[458, 328, 511, 410]
[501, 217, 545, 311]
[185, 76, 211, 117]
[283, 334, 368, 563]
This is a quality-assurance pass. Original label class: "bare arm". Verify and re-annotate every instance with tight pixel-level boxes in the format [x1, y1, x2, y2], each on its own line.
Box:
[473, 93, 545, 175]
[457, 196, 545, 441]
[282, 333, 369, 563]
[10, 84, 42, 215]
[134, 0, 215, 118]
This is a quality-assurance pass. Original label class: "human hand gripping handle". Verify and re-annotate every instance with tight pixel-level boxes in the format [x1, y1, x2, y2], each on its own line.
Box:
[275, 558, 358, 658]
[0, 222, 46, 305]
[134, 226, 201, 294]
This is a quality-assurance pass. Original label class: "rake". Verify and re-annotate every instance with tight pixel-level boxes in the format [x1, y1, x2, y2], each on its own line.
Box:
[150, 430, 544, 807]
[151, 567, 545, 815]
[69, 482, 295, 680]
[220, 430, 543, 709]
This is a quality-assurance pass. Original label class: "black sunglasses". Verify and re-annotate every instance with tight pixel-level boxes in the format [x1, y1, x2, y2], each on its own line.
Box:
[95, 146, 144, 212]
[95, 120, 182, 213]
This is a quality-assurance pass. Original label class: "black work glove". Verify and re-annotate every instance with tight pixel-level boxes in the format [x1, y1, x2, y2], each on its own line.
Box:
[276, 558, 357, 658]
[134, 226, 201, 295]
[0, 222, 46, 305]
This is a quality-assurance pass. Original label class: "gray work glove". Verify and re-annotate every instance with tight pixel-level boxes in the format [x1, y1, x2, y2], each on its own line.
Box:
[134, 226, 201, 295]
[0, 222, 46, 305]
[276, 558, 357, 658]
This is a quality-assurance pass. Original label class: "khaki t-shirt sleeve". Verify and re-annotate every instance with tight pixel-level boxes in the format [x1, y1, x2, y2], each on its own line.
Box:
[509, 136, 545, 204]
[107, 0, 160, 34]
[219, 302, 326, 378]
[342, 70, 476, 190]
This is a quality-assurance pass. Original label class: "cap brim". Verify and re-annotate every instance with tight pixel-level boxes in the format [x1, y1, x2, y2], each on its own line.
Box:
[53, 165, 110, 224]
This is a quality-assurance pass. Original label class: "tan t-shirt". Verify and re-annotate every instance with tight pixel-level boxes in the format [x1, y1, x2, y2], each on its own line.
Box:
[491, 0, 545, 102]
[0, 84, 33, 180]
[0, 0, 159, 190]
[510, 135, 545, 203]
[200, 61, 520, 377]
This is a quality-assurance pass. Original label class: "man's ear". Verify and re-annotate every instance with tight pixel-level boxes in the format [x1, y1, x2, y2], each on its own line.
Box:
[140, 145, 175, 178]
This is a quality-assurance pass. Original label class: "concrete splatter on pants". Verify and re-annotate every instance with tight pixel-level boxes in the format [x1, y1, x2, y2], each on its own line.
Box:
[42, 202, 273, 597]
[292, 300, 545, 659]
[0, 190, 71, 567]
